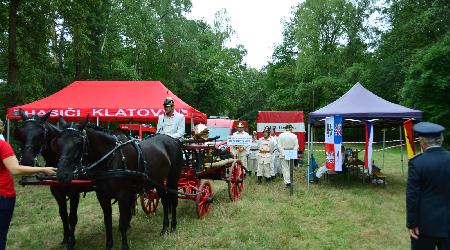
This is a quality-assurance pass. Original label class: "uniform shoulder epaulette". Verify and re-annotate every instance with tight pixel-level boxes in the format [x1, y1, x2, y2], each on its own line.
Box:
[409, 152, 422, 161]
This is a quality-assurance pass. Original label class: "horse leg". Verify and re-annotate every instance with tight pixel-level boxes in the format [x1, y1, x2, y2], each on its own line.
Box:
[67, 192, 80, 250]
[118, 195, 133, 250]
[158, 189, 169, 236]
[96, 192, 113, 250]
[169, 192, 178, 233]
[169, 185, 178, 233]
[51, 188, 70, 245]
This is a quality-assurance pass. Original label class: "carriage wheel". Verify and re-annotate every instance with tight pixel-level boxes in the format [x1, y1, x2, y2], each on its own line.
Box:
[196, 180, 213, 219]
[140, 188, 160, 214]
[228, 161, 245, 202]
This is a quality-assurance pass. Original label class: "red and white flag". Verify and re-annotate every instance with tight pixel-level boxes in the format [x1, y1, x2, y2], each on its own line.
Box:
[325, 116, 343, 171]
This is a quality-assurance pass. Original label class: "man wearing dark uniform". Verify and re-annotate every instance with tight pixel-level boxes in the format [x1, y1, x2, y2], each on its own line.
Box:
[406, 121, 450, 250]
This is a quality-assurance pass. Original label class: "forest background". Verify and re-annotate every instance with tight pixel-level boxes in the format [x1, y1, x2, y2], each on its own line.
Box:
[0, 0, 448, 141]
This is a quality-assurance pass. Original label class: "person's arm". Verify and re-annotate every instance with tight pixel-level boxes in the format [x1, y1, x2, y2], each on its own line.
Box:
[294, 135, 299, 152]
[156, 115, 163, 134]
[3, 155, 57, 176]
[278, 136, 285, 158]
[406, 160, 420, 237]
[174, 114, 185, 139]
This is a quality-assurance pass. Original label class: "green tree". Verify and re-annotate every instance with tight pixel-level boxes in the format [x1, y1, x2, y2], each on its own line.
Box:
[402, 35, 450, 140]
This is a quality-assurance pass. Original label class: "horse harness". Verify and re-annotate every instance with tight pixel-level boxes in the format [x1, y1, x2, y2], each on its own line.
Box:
[59, 128, 147, 181]
[20, 118, 49, 166]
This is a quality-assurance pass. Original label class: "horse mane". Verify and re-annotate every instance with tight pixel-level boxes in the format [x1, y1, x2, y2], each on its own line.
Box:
[86, 125, 128, 142]
[86, 125, 114, 135]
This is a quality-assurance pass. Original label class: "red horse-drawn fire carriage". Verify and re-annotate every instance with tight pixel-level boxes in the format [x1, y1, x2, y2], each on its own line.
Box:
[140, 139, 245, 218]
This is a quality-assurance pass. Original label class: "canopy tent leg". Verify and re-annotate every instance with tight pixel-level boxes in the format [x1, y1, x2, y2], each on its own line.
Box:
[6, 117, 10, 142]
[382, 129, 386, 169]
[307, 123, 311, 190]
[190, 116, 194, 137]
[96, 117, 99, 127]
[399, 125, 404, 177]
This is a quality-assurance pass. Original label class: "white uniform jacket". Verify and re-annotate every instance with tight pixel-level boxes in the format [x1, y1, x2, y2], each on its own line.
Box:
[258, 137, 274, 164]
[277, 131, 299, 158]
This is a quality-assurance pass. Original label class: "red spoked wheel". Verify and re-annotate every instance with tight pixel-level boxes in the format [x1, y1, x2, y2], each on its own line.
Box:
[228, 160, 245, 202]
[140, 187, 160, 214]
[196, 180, 213, 219]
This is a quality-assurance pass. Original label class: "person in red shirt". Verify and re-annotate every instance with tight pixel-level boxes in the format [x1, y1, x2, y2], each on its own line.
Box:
[0, 137, 56, 250]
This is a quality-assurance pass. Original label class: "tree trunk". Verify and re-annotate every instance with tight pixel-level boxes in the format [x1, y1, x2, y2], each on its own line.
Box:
[7, 0, 20, 87]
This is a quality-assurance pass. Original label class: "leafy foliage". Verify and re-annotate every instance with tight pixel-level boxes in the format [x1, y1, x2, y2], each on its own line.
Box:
[1, 0, 449, 139]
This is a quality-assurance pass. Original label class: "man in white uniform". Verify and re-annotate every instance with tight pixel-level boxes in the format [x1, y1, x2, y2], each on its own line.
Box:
[269, 127, 280, 180]
[156, 97, 185, 141]
[230, 122, 250, 172]
[257, 127, 274, 183]
[247, 131, 259, 176]
[278, 124, 299, 188]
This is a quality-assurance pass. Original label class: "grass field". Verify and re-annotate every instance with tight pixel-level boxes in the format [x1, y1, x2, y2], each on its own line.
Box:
[7, 145, 412, 249]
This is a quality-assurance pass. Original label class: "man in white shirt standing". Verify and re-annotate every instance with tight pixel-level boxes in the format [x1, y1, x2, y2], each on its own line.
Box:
[269, 127, 280, 180]
[156, 97, 185, 141]
[247, 131, 259, 176]
[231, 122, 250, 172]
[278, 124, 299, 188]
[257, 127, 274, 183]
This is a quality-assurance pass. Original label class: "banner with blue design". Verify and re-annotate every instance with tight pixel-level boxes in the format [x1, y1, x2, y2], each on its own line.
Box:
[324, 115, 343, 171]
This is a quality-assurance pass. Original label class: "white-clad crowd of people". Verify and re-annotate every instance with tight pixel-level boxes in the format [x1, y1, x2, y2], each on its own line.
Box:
[232, 123, 299, 188]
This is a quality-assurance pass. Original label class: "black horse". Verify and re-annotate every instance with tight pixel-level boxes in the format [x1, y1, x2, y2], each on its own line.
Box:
[13, 110, 90, 250]
[56, 118, 183, 250]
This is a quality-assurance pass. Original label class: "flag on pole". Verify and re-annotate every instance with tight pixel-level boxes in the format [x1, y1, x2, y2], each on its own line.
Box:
[364, 121, 374, 174]
[324, 115, 343, 171]
[403, 119, 416, 159]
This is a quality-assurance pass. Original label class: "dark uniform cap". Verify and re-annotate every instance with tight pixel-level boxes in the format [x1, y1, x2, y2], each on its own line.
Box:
[413, 122, 445, 137]
[163, 97, 174, 107]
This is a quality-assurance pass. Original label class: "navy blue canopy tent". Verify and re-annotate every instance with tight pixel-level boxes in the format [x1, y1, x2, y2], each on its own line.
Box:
[306, 82, 423, 185]
[308, 82, 422, 125]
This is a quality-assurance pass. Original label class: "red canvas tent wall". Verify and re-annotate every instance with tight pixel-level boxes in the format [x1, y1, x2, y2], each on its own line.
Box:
[256, 111, 306, 151]
[7, 81, 207, 123]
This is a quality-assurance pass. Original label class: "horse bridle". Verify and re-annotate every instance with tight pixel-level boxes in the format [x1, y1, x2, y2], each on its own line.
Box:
[58, 127, 89, 173]
[20, 119, 49, 166]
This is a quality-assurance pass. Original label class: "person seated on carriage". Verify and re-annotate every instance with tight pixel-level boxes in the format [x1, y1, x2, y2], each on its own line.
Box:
[156, 97, 185, 141]
[189, 124, 232, 171]
[191, 124, 211, 143]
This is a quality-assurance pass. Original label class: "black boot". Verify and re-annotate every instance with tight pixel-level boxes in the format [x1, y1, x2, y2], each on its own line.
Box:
[257, 176, 262, 184]
[265, 177, 271, 182]
[248, 171, 252, 176]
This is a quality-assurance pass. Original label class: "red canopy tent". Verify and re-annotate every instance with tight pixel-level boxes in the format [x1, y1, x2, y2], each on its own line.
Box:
[7, 81, 207, 123]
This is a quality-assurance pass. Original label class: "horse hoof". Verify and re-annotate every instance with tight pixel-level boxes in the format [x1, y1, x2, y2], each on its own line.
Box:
[160, 229, 169, 237]
[170, 227, 176, 233]
[105, 242, 113, 250]
[67, 238, 75, 250]
[60, 238, 68, 245]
